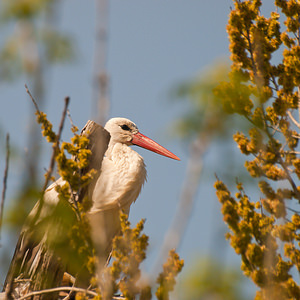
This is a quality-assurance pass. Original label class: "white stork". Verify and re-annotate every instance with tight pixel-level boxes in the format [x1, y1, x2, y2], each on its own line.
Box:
[89, 117, 179, 269]
[3, 117, 179, 297]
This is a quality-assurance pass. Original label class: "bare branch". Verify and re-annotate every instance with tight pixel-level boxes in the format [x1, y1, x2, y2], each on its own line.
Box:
[17, 286, 98, 300]
[16, 286, 125, 300]
[0, 133, 10, 241]
[32, 96, 70, 226]
[25, 84, 40, 113]
[265, 124, 300, 200]
[67, 109, 76, 129]
[287, 111, 300, 129]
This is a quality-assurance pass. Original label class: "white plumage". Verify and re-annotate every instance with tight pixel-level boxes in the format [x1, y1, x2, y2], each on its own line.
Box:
[91, 118, 147, 212]
[88, 118, 148, 267]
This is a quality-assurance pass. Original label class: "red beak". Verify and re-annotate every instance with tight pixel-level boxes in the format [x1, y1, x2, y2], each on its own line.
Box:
[131, 132, 180, 161]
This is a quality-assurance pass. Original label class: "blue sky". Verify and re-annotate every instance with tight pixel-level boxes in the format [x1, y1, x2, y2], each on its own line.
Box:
[0, 0, 277, 295]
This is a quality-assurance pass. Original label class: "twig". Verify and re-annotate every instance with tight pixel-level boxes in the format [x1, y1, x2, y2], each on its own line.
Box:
[284, 151, 300, 155]
[61, 273, 76, 300]
[25, 84, 40, 113]
[105, 250, 112, 267]
[298, 86, 300, 125]
[287, 207, 300, 214]
[18, 286, 98, 300]
[270, 73, 279, 91]
[0, 133, 10, 241]
[67, 109, 76, 129]
[268, 125, 300, 139]
[297, 18, 300, 123]
[264, 116, 300, 200]
[31, 96, 70, 226]
[17, 286, 125, 300]
[287, 111, 300, 129]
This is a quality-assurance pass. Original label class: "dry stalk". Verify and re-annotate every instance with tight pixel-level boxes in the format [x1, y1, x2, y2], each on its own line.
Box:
[0, 133, 10, 241]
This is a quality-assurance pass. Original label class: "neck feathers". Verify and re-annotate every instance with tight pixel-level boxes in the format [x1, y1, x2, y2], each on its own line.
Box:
[91, 142, 147, 212]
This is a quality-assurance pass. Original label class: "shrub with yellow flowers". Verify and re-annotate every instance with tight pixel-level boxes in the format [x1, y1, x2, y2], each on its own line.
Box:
[215, 1, 300, 299]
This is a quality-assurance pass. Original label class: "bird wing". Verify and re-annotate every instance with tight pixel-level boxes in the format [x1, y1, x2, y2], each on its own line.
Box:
[2, 177, 66, 297]
[3, 121, 110, 297]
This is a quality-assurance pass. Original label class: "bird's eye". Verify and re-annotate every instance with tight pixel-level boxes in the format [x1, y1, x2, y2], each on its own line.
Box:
[120, 124, 130, 131]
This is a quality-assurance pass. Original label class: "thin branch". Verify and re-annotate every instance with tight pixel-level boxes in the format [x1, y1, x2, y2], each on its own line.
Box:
[287, 207, 300, 214]
[18, 286, 98, 300]
[298, 86, 300, 126]
[264, 117, 300, 200]
[62, 273, 77, 300]
[0, 133, 10, 241]
[67, 109, 77, 130]
[244, 28, 258, 78]
[270, 74, 279, 91]
[285, 151, 300, 155]
[270, 124, 280, 137]
[246, 94, 300, 201]
[31, 96, 70, 226]
[243, 66, 300, 201]
[280, 140, 288, 152]
[25, 84, 40, 113]
[245, 111, 300, 197]
[297, 16, 300, 132]
[287, 111, 300, 129]
[268, 125, 300, 139]
[17, 286, 125, 300]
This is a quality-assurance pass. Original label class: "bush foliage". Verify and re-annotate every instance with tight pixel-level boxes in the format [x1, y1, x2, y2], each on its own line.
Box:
[215, 1, 300, 299]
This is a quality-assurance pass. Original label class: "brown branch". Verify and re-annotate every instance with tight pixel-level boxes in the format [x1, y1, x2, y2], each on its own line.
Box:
[298, 86, 300, 125]
[296, 18, 300, 121]
[245, 28, 258, 78]
[0, 133, 10, 241]
[246, 109, 300, 200]
[17, 286, 98, 300]
[31, 96, 70, 226]
[287, 111, 300, 129]
[25, 84, 40, 113]
[17, 286, 125, 300]
[67, 109, 76, 129]
[264, 117, 300, 200]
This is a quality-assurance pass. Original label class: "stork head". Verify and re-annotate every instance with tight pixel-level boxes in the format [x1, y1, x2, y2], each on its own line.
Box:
[104, 117, 180, 160]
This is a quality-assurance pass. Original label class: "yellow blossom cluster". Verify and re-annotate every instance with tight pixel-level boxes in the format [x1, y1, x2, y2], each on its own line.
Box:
[155, 250, 184, 300]
[215, 1, 300, 299]
[33, 106, 97, 284]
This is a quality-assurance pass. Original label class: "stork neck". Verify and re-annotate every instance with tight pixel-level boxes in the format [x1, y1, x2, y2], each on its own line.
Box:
[105, 141, 140, 163]
[103, 141, 146, 185]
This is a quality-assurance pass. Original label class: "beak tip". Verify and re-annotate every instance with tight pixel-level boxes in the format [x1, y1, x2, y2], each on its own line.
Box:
[173, 155, 181, 161]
